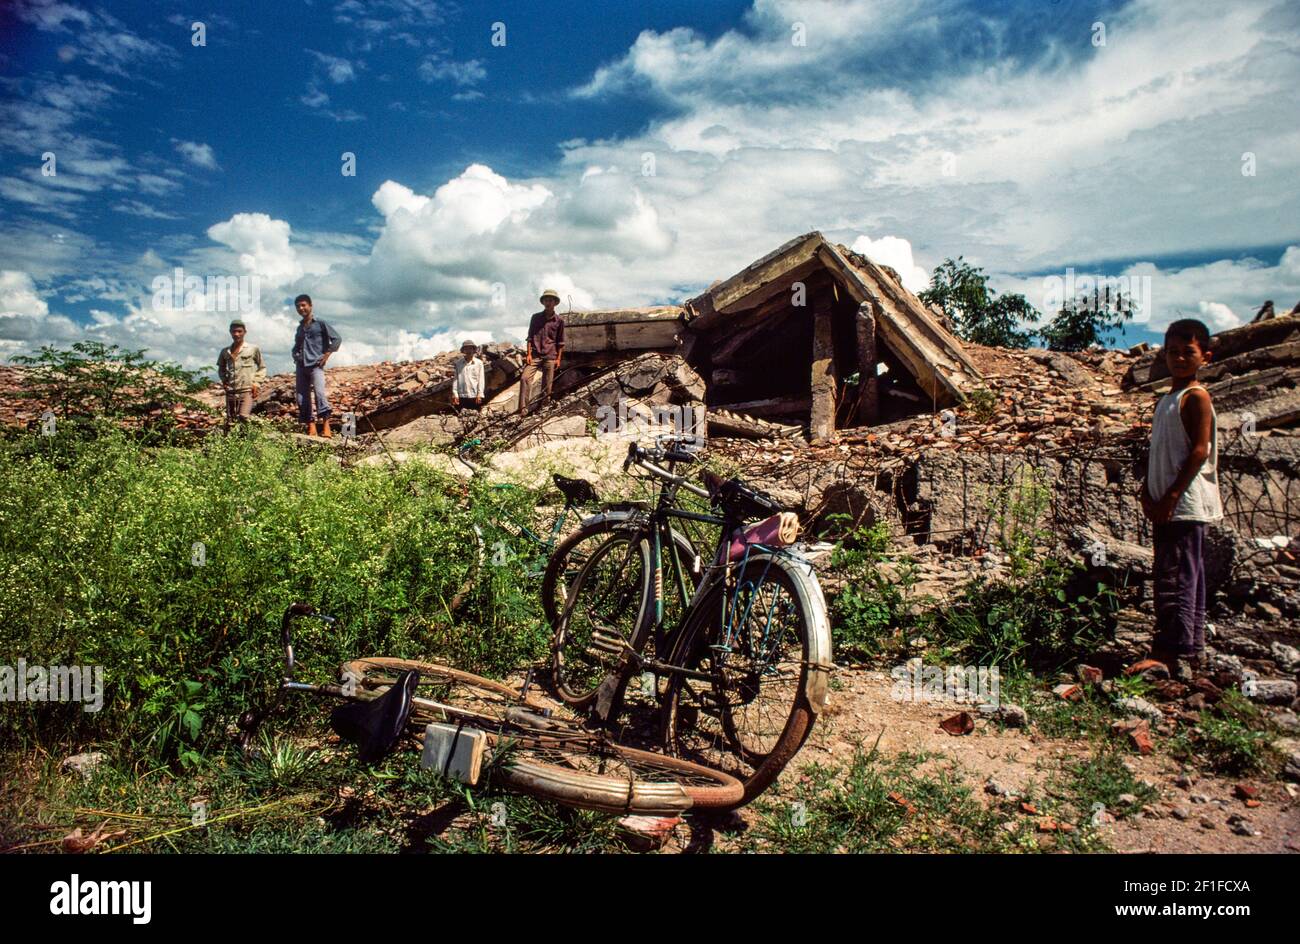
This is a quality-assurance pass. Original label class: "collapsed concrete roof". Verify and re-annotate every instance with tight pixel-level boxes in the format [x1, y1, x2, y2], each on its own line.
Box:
[558, 232, 982, 440]
[683, 231, 981, 407]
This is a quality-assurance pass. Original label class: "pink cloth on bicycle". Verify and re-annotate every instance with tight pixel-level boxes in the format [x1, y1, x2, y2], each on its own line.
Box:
[722, 512, 800, 562]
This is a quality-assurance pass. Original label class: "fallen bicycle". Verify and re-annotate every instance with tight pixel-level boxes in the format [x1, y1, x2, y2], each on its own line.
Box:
[239, 603, 745, 816]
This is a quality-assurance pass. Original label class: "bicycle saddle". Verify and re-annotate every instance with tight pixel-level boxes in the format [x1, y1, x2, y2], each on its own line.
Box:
[330, 669, 420, 763]
[553, 474, 599, 507]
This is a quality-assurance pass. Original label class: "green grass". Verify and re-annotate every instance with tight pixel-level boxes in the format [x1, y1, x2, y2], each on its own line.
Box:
[0, 736, 635, 855]
[741, 747, 1024, 853]
[0, 427, 552, 768]
[1170, 690, 1283, 777]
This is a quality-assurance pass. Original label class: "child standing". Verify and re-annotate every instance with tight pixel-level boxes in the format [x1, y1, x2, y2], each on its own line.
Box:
[1139, 318, 1223, 679]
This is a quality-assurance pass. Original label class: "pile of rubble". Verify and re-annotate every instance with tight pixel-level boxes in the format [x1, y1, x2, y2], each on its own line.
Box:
[190, 342, 526, 431]
[829, 344, 1149, 456]
[1123, 311, 1300, 432]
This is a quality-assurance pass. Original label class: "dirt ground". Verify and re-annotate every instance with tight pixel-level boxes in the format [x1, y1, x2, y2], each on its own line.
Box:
[780, 667, 1300, 853]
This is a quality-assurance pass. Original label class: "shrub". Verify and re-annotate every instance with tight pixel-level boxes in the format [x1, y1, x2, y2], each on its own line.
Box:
[0, 428, 550, 767]
[827, 520, 927, 660]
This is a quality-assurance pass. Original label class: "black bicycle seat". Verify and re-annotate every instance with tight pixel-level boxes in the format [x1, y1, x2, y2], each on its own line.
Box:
[330, 669, 420, 763]
[553, 474, 599, 507]
[663, 449, 697, 465]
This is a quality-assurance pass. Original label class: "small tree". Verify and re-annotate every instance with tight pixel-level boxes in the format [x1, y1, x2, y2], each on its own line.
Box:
[12, 341, 213, 436]
[1039, 285, 1138, 352]
[920, 257, 1039, 349]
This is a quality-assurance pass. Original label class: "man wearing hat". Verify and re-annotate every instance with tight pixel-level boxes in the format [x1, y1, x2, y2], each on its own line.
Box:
[451, 340, 485, 410]
[518, 288, 565, 416]
[217, 319, 267, 426]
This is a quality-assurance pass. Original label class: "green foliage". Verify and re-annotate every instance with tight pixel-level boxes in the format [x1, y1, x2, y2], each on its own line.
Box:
[920, 257, 1039, 349]
[11, 341, 214, 442]
[0, 428, 550, 766]
[934, 468, 1118, 671]
[1040, 287, 1138, 352]
[1056, 749, 1158, 819]
[1171, 689, 1281, 776]
[966, 387, 998, 424]
[827, 519, 928, 659]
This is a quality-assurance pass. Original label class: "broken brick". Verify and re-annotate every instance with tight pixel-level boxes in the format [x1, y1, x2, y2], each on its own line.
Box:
[939, 711, 975, 736]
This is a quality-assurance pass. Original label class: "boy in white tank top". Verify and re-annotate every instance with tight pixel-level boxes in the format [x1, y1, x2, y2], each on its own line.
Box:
[1138, 318, 1223, 680]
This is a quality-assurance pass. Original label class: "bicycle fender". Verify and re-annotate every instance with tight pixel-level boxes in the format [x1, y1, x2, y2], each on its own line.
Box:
[747, 550, 835, 712]
[577, 509, 639, 530]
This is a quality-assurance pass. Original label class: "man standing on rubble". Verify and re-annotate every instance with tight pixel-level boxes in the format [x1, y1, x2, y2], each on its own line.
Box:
[452, 339, 485, 410]
[517, 289, 565, 417]
[217, 318, 266, 426]
[291, 293, 342, 438]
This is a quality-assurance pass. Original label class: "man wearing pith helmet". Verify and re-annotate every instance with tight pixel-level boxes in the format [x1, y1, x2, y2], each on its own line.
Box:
[217, 318, 267, 426]
[518, 288, 565, 416]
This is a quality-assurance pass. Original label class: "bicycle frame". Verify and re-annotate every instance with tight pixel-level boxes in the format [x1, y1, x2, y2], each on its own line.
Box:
[584, 449, 825, 718]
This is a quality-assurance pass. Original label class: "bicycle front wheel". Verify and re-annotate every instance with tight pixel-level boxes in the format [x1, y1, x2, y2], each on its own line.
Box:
[541, 515, 701, 628]
[549, 531, 652, 708]
[661, 555, 818, 804]
[338, 657, 742, 813]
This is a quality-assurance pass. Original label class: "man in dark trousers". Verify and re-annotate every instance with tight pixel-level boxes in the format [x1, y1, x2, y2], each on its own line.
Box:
[518, 288, 564, 417]
[291, 293, 342, 437]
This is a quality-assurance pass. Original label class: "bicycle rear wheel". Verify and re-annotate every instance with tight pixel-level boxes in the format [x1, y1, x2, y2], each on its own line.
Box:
[339, 657, 742, 813]
[661, 556, 817, 804]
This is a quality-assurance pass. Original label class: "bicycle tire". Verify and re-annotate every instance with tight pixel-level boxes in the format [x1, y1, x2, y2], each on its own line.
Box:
[660, 555, 822, 805]
[549, 532, 653, 709]
[540, 514, 700, 628]
[338, 657, 743, 814]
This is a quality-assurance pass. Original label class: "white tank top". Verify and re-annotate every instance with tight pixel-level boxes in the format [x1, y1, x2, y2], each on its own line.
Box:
[1147, 385, 1223, 523]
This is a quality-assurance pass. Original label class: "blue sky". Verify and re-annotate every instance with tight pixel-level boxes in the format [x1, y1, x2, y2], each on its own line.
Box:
[1, 0, 1298, 376]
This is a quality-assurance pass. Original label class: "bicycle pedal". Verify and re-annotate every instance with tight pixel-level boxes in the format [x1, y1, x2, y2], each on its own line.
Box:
[588, 628, 625, 655]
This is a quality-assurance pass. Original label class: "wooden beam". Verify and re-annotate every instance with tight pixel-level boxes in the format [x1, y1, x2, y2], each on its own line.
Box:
[816, 244, 972, 407]
[687, 232, 825, 331]
[712, 395, 811, 416]
[853, 301, 879, 426]
[810, 294, 836, 441]
[708, 409, 804, 440]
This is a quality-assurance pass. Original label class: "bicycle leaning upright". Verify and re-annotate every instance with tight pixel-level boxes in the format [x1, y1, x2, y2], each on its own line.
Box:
[551, 436, 835, 803]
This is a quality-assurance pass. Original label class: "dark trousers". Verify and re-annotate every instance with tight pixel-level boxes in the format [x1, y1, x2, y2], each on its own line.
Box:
[224, 389, 252, 424]
[1152, 520, 1207, 656]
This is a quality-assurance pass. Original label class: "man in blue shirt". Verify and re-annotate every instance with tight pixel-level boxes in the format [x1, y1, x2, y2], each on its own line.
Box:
[291, 293, 342, 437]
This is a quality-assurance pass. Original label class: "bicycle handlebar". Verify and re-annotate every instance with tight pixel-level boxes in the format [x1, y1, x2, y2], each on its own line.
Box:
[624, 442, 711, 499]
